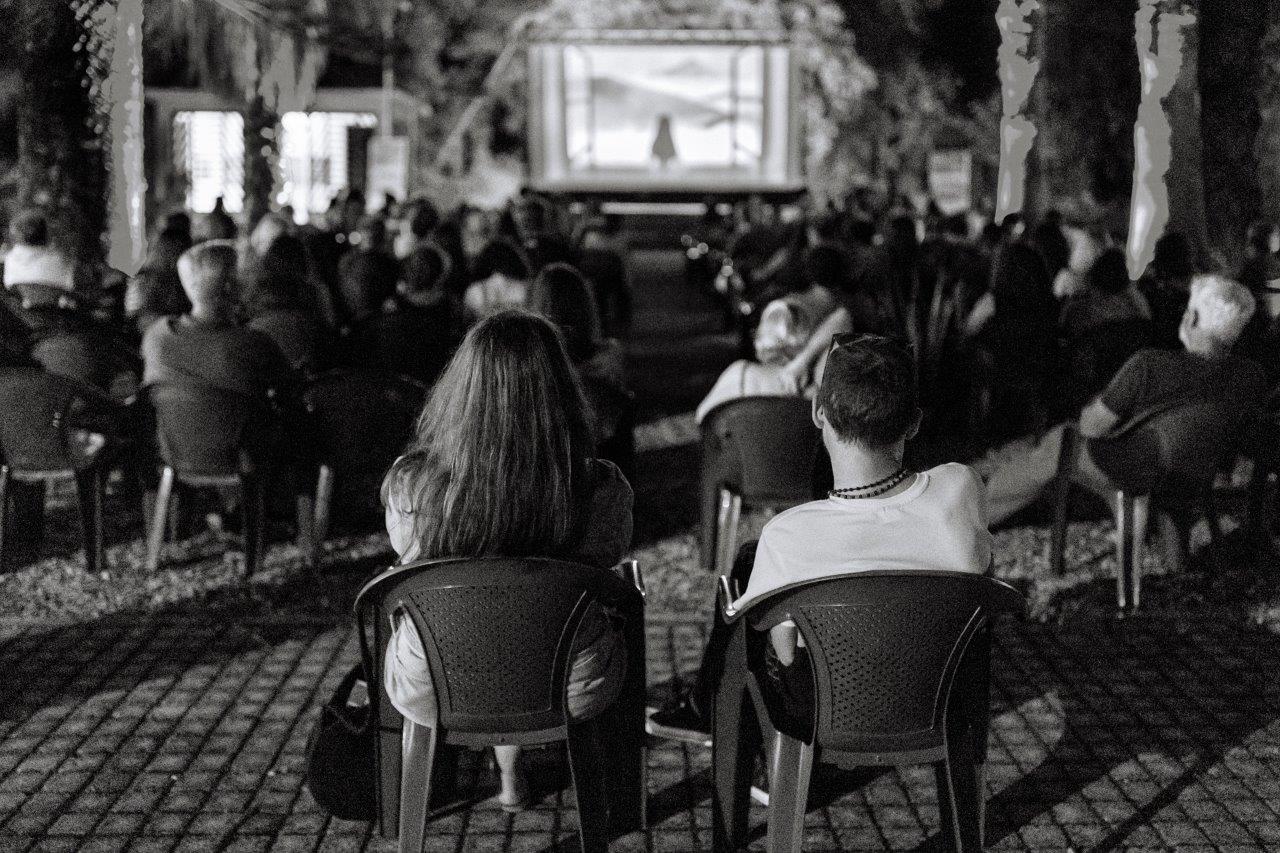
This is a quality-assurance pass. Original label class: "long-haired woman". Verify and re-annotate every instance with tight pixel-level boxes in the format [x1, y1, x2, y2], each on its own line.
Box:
[381, 309, 633, 810]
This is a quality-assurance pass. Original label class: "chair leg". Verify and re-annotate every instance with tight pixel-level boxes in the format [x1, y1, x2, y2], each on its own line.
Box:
[294, 492, 314, 566]
[145, 466, 175, 572]
[74, 467, 105, 574]
[1115, 490, 1140, 614]
[0, 464, 9, 569]
[716, 489, 742, 578]
[1204, 487, 1224, 574]
[766, 730, 813, 853]
[312, 464, 334, 567]
[712, 653, 760, 852]
[398, 720, 438, 853]
[242, 475, 265, 579]
[1049, 429, 1078, 576]
[941, 732, 983, 851]
[566, 720, 610, 853]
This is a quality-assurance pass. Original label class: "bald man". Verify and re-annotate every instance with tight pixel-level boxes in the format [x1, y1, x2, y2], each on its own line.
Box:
[141, 240, 292, 398]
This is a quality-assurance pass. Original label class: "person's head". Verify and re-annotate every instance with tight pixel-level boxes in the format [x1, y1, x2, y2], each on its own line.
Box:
[9, 209, 50, 248]
[526, 262, 602, 363]
[193, 209, 238, 243]
[1179, 274, 1256, 354]
[753, 299, 812, 366]
[249, 212, 289, 259]
[803, 244, 849, 291]
[399, 243, 451, 305]
[143, 226, 192, 274]
[1153, 231, 1194, 282]
[380, 310, 593, 558]
[471, 239, 530, 284]
[352, 215, 387, 253]
[815, 333, 921, 453]
[247, 234, 309, 314]
[160, 211, 192, 241]
[1086, 247, 1130, 295]
[1246, 220, 1280, 257]
[176, 240, 238, 315]
[409, 200, 440, 240]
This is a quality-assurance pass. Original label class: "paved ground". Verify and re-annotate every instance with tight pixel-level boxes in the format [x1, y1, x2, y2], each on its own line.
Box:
[4, 608, 1280, 852]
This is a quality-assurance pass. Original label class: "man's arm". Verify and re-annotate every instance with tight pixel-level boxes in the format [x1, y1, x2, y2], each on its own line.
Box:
[1077, 398, 1121, 439]
[777, 306, 851, 393]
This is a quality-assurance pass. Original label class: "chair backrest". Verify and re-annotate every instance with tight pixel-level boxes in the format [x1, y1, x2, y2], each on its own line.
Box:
[355, 557, 641, 739]
[1088, 396, 1259, 494]
[304, 369, 427, 474]
[0, 367, 113, 475]
[701, 396, 821, 504]
[744, 571, 1023, 753]
[149, 382, 266, 478]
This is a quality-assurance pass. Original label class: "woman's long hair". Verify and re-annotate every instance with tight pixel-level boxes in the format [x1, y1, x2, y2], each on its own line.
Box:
[381, 310, 595, 559]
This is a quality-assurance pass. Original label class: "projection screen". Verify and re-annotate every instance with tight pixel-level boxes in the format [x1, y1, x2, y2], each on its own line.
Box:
[527, 35, 803, 194]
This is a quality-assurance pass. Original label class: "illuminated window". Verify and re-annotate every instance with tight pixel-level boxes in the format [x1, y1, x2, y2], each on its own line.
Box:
[279, 112, 378, 223]
[173, 111, 245, 214]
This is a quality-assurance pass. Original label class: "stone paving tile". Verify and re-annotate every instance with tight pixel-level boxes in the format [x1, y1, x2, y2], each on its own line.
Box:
[2, 612, 1280, 850]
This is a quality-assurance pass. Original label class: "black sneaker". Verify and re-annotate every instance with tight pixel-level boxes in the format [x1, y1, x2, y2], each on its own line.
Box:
[646, 691, 711, 744]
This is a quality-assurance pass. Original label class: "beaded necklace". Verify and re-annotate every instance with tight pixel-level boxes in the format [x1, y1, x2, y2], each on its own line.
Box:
[828, 467, 912, 500]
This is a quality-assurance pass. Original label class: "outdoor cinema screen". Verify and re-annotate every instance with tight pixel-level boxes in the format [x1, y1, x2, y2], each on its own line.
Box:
[527, 39, 801, 193]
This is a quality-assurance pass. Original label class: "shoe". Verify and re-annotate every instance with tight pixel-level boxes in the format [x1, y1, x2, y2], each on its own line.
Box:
[646, 690, 711, 744]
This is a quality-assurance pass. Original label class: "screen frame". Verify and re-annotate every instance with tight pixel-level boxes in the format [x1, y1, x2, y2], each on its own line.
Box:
[526, 29, 804, 196]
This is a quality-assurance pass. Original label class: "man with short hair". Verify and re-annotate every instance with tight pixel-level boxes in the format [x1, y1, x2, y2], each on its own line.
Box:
[981, 273, 1269, 523]
[141, 241, 292, 398]
[651, 334, 992, 736]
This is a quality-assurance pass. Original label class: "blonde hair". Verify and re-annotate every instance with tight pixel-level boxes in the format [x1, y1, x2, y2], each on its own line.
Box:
[1187, 274, 1255, 346]
[754, 299, 812, 365]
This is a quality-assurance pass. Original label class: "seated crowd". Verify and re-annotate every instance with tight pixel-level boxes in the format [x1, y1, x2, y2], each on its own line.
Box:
[3, 188, 1280, 824]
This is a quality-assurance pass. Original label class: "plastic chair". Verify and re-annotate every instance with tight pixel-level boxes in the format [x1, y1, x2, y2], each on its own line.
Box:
[354, 557, 649, 853]
[710, 571, 1024, 853]
[699, 397, 822, 574]
[0, 367, 134, 572]
[302, 369, 427, 565]
[1050, 395, 1259, 611]
[145, 383, 276, 577]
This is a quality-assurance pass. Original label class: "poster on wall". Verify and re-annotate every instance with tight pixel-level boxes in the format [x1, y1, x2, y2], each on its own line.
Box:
[367, 136, 410, 204]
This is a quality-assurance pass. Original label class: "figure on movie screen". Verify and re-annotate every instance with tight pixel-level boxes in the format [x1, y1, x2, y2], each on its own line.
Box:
[651, 114, 678, 170]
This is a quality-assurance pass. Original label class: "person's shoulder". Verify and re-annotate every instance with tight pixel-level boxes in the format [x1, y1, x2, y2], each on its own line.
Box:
[922, 462, 986, 498]
[758, 498, 834, 539]
[587, 458, 633, 499]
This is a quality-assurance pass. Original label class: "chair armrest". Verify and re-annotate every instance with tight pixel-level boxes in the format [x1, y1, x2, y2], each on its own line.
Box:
[718, 575, 743, 622]
[617, 559, 645, 599]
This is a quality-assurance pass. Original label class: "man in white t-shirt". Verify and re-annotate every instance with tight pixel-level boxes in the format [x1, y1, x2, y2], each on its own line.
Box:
[651, 333, 992, 737]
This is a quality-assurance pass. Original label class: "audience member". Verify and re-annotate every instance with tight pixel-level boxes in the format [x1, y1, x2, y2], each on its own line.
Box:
[125, 226, 192, 335]
[980, 274, 1267, 525]
[652, 333, 991, 735]
[463, 240, 531, 320]
[337, 217, 399, 324]
[3, 210, 76, 293]
[1140, 231, 1196, 349]
[141, 241, 293, 399]
[360, 242, 458, 384]
[381, 310, 633, 810]
[695, 298, 817, 424]
[243, 235, 324, 374]
[527, 263, 628, 443]
[575, 215, 632, 336]
[193, 202, 238, 243]
[1059, 247, 1151, 339]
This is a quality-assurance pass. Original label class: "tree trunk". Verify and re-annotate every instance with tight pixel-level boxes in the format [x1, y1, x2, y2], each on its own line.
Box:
[1164, 0, 1209, 266]
[243, 94, 278, 228]
[16, 0, 110, 266]
[1198, 0, 1266, 272]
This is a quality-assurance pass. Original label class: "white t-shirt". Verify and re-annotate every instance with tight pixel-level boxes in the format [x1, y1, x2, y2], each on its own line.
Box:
[734, 462, 992, 613]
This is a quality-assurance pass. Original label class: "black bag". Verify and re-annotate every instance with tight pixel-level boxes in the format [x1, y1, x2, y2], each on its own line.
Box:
[304, 663, 377, 821]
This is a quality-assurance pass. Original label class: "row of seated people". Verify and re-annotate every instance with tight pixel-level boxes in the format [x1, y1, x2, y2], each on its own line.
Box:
[364, 315, 992, 819]
[0, 205, 634, 552]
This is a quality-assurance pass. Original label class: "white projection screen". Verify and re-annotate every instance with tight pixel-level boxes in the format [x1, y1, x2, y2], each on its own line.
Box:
[528, 37, 802, 194]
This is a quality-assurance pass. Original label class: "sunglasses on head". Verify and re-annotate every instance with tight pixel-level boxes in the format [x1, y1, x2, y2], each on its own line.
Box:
[829, 331, 915, 358]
